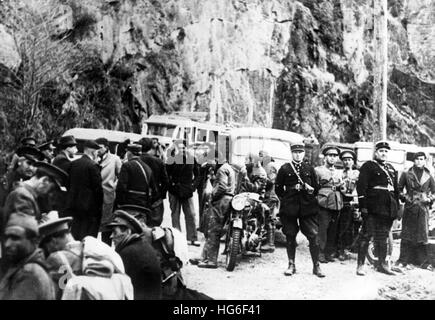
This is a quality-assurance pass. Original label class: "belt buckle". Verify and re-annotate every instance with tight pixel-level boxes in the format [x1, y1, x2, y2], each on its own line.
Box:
[387, 185, 394, 192]
[295, 184, 302, 191]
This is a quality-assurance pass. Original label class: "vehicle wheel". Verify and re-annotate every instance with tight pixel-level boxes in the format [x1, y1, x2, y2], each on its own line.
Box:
[366, 240, 377, 265]
[226, 228, 241, 272]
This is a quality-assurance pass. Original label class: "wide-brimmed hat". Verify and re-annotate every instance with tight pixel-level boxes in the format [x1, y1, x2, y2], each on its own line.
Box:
[16, 147, 45, 163]
[34, 162, 69, 192]
[38, 141, 56, 152]
[107, 210, 144, 234]
[58, 135, 77, 148]
[38, 211, 73, 238]
[83, 140, 100, 150]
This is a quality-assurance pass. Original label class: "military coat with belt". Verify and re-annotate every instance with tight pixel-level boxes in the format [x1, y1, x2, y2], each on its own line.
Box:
[356, 160, 399, 219]
[275, 161, 320, 218]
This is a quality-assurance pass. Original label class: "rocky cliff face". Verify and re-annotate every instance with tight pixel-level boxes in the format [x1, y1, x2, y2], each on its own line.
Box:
[0, 0, 434, 146]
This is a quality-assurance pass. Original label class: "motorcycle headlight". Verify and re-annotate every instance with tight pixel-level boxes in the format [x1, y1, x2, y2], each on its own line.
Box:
[232, 196, 246, 211]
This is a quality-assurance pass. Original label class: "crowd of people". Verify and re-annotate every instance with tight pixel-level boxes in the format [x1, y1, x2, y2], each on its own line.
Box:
[0, 134, 433, 300]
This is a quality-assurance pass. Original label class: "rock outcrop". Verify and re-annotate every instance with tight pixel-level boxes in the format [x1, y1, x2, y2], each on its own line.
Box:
[0, 0, 434, 146]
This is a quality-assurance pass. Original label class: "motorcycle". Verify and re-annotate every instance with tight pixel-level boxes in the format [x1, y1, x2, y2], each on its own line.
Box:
[224, 192, 267, 271]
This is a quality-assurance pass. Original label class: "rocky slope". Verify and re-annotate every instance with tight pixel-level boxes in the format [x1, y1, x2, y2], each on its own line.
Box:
[0, 0, 434, 146]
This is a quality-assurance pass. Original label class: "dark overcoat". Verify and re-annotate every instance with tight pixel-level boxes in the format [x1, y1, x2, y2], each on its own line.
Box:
[166, 152, 198, 200]
[65, 155, 103, 219]
[140, 154, 169, 200]
[275, 162, 320, 218]
[115, 157, 155, 208]
[356, 160, 399, 219]
[52, 153, 71, 173]
[115, 234, 162, 300]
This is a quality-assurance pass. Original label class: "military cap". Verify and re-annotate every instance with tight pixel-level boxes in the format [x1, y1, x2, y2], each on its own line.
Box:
[34, 162, 69, 192]
[95, 137, 109, 147]
[38, 140, 56, 152]
[83, 140, 101, 150]
[414, 151, 427, 160]
[6, 213, 39, 235]
[107, 210, 143, 234]
[291, 143, 305, 152]
[38, 211, 72, 238]
[375, 141, 391, 151]
[117, 204, 151, 216]
[57, 135, 77, 148]
[16, 146, 45, 163]
[322, 145, 340, 156]
[126, 144, 142, 153]
[20, 137, 37, 147]
[340, 150, 357, 161]
[136, 137, 153, 152]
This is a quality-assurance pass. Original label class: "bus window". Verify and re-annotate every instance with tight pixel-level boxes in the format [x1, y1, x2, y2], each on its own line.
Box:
[196, 129, 207, 143]
[209, 130, 218, 145]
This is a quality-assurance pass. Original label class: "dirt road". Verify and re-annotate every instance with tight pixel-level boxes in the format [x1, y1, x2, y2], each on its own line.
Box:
[161, 198, 435, 300]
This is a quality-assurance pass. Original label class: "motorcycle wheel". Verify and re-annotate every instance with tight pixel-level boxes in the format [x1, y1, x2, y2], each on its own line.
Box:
[226, 228, 242, 272]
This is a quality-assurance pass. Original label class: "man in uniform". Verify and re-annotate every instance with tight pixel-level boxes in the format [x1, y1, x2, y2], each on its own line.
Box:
[115, 144, 155, 212]
[315, 146, 344, 263]
[52, 135, 78, 172]
[137, 138, 169, 227]
[65, 140, 103, 240]
[337, 150, 360, 260]
[356, 141, 400, 276]
[275, 143, 325, 278]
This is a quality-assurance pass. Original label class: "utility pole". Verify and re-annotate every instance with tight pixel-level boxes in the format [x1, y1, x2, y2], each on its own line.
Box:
[373, 0, 388, 141]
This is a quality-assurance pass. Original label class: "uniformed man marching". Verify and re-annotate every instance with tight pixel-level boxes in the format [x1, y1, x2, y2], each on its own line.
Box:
[275, 143, 325, 278]
[356, 141, 400, 276]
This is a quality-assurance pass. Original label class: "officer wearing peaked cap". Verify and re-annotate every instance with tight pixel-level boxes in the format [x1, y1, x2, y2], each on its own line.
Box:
[355, 141, 399, 276]
[275, 142, 325, 278]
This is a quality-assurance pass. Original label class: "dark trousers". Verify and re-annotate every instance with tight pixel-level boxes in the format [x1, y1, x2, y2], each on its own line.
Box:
[357, 214, 394, 266]
[318, 208, 340, 255]
[280, 214, 320, 264]
[71, 215, 101, 241]
[337, 204, 354, 252]
[169, 193, 198, 241]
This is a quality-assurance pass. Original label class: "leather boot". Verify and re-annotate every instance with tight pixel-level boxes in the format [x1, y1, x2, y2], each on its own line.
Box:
[261, 225, 276, 253]
[284, 260, 296, 276]
[377, 240, 395, 275]
[309, 242, 326, 278]
[356, 241, 368, 276]
[284, 238, 297, 276]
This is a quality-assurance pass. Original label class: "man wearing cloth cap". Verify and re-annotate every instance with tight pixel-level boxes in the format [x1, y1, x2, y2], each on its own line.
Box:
[65, 140, 103, 240]
[95, 137, 122, 245]
[275, 143, 325, 278]
[314, 145, 344, 263]
[52, 135, 78, 172]
[337, 150, 360, 260]
[0, 213, 56, 300]
[356, 141, 400, 276]
[137, 137, 170, 227]
[396, 151, 435, 269]
[115, 144, 156, 216]
[107, 210, 162, 300]
[2, 162, 68, 231]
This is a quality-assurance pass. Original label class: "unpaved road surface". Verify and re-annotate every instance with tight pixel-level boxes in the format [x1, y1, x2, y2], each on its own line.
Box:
[182, 235, 435, 300]
[161, 198, 435, 300]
